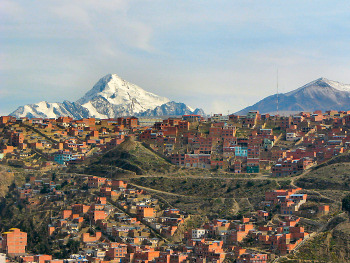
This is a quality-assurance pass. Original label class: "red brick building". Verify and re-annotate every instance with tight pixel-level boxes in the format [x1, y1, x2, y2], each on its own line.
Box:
[2, 228, 27, 256]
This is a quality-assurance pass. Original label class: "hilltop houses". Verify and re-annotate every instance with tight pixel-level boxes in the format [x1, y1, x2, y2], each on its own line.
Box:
[1, 109, 349, 174]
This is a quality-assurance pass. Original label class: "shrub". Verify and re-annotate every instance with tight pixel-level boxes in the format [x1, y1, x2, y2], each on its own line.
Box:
[342, 194, 350, 213]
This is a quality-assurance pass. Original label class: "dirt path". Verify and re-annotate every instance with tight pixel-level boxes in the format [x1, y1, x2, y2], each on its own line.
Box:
[129, 182, 254, 203]
[128, 182, 198, 198]
[120, 174, 292, 182]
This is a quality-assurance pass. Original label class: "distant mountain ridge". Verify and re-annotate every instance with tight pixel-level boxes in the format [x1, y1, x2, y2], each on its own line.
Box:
[137, 101, 205, 117]
[236, 78, 350, 115]
[10, 74, 204, 119]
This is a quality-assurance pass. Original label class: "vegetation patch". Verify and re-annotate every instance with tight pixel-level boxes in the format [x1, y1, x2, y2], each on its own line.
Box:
[296, 163, 350, 191]
[70, 137, 178, 177]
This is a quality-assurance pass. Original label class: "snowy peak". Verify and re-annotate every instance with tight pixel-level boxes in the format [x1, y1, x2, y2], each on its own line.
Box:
[10, 74, 204, 119]
[77, 74, 170, 114]
[286, 77, 350, 96]
[318, 78, 350, 92]
[10, 101, 90, 119]
[237, 77, 350, 115]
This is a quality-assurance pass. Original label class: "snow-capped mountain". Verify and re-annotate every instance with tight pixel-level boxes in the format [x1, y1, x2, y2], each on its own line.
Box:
[236, 78, 350, 115]
[76, 74, 170, 118]
[11, 101, 90, 119]
[137, 101, 205, 117]
[10, 74, 204, 119]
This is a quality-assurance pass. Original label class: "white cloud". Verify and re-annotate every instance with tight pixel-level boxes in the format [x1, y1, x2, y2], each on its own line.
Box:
[2, 0, 350, 115]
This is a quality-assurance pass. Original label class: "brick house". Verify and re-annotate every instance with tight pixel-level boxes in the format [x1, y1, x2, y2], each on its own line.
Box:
[2, 228, 27, 256]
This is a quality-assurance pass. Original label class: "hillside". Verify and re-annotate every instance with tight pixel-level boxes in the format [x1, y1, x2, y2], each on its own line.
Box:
[312, 151, 350, 169]
[296, 162, 350, 192]
[125, 156, 350, 260]
[75, 137, 178, 177]
[265, 158, 350, 262]
[129, 176, 279, 218]
[285, 215, 350, 262]
[0, 167, 15, 197]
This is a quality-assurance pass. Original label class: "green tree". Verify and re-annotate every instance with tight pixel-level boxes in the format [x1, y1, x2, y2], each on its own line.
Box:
[246, 181, 254, 187]
[66, 239, 80, 253]
[342, 194, 350, 213]
[51, 172, 56, 181]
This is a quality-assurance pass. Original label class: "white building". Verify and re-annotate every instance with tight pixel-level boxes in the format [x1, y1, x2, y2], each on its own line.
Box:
[192, 229, 207, 239]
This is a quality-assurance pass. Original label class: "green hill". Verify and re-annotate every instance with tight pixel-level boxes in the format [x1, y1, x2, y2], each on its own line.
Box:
[78, 137, 177, 177]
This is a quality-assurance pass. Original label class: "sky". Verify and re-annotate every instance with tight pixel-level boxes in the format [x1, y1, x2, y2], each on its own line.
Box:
[2, 0, 350, 116]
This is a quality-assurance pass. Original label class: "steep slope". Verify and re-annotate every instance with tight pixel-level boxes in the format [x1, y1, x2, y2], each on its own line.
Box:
[236, 78, 350, 115]
[296, 162, 350, 191]
[293, 218, 350, 262]
[10, 74, 204, 119]
[76, 74, 170, 118]
[281, 152, 350, 262]
[78, 137, 178, 177]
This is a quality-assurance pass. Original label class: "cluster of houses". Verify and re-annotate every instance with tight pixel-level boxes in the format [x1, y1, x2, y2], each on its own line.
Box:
[0, 109, 344, 262]
[2, 166, 331, 263]
[16, 173, 66, 208]
[0, 116, 135, 168]
[139, 110, 350, 175]
[86, 176, 188, 240]
[1, 109, 350, 175]
[264, 188, 308, 215]
[2, 174, 196, 263]
[181, 187, 330, 260]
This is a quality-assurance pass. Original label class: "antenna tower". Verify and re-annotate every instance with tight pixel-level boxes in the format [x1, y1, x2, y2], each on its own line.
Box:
[276, 69, 279, 115]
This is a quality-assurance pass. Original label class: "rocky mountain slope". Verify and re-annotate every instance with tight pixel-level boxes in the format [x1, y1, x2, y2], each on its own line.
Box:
[236, 78, 350, 115]
[137, 101, 205, 117]
[11, 101, 91, 119]
[10, 74, 204, 119]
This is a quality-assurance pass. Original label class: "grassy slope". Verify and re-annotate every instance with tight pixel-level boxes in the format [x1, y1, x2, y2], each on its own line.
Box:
[315, 152, 350, 169]
[0, 165, 26, 197]
[0, 169, 14, 197]
[286, 156, 350, 262]
[296, 163, 350, 191]
[130, 177, 277, 199]
[127, 154, 350, 258]
[286, 217, 350, 262]
[130, 176, 279, 218]
[70, 137, 178, 177]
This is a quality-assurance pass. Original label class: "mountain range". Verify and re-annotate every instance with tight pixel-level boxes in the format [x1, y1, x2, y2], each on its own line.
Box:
[10, 75, 350, 119]
[236, 78, 350, 115]
[10, 74, 205, 119]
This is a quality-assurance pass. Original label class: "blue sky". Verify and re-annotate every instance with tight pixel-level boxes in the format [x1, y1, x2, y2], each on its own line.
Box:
[2, 0, 350, 115]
